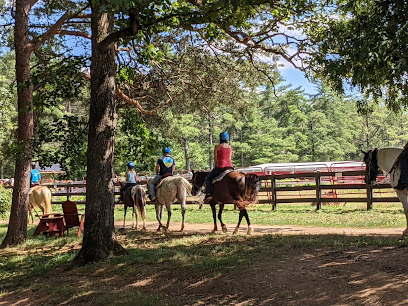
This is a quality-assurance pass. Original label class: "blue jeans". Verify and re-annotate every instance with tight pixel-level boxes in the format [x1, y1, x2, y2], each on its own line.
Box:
[205, 167, 225, 195]
[150, 175, 162, 198]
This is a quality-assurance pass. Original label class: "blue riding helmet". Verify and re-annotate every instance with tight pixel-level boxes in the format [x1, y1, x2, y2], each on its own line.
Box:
[163, 147, 171, 153]
[219, 132, 229, 141]
[127, 161, 135, 167]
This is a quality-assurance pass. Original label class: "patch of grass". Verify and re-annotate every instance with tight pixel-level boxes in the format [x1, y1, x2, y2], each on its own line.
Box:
[113, 202, 406, 229]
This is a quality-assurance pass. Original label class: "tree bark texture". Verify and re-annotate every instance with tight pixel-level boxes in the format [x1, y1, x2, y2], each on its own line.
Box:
[183, 137, 191, 171]
[2, 0, 34, 247]
[74, 1, 125, 264]
[208, 114, 214, 169]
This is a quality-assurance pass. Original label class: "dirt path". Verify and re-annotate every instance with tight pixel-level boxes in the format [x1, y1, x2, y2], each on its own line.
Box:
[117, 220, 405, 237]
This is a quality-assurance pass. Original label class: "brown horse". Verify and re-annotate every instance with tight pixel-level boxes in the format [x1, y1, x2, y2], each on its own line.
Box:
[191, 170, 261, 234]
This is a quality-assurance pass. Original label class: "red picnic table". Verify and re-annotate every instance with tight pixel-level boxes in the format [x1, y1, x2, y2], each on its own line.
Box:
[33, 214, 65, 237]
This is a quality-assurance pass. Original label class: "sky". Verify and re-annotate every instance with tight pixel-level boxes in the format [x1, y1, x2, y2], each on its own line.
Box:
[279, 67, 318, 95]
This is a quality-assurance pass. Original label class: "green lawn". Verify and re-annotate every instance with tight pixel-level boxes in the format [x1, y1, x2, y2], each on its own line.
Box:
[114, 202, 406, 229]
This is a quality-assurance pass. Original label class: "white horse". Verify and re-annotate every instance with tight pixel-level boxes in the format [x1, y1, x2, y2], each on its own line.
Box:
[363, 147, 408, 235]
[28, 186, 52, 223]
[147, 176, 192, 232]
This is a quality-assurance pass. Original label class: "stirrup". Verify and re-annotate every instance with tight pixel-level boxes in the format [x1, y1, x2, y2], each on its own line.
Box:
[204, 195, 212, 203]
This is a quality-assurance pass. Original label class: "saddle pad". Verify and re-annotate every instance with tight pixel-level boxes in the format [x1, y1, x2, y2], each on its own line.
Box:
[156, 176, 172, 189]
[212, 169, 235, 184]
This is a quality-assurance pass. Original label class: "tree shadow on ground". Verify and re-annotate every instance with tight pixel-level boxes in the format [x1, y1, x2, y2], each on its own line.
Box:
[1, 230, 408, 305]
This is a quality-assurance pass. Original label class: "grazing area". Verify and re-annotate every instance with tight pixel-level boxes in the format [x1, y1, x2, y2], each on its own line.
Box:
[1, 203, 408, 305]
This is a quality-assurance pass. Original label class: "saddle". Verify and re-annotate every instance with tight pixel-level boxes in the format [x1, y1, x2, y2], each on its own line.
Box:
[212, 168, 234, 184]
[155, 173, 173, 189]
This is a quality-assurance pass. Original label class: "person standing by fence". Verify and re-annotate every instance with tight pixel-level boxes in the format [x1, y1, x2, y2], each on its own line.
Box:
[30, 162, 41, 187]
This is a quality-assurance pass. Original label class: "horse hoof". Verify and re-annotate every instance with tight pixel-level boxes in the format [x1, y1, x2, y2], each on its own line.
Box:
[247, 225, 254, 235]
[233, 227, 239, 235]
[403, 229, 408, 236]
[222, 225, 227, 233]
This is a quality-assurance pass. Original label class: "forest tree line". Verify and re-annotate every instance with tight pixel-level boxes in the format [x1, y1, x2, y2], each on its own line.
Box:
[1, 50, 408, 179]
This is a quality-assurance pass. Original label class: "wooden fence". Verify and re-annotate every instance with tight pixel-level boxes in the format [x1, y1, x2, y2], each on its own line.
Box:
[44, 170, 400, 210]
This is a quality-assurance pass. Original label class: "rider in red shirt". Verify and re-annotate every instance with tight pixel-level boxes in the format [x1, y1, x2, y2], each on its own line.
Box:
[204, 132, 233, 201]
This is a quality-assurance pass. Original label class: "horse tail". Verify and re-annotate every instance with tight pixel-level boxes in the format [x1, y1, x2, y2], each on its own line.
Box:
[132, 185, 147, 219]
[43, 187, 52, 214]
[138, 186, 147, 220]
[179, 177, 192, 194]
[236, 174, 261, 209]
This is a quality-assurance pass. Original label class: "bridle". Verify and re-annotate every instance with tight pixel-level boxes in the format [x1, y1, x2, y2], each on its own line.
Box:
[191, 172, 205, 196]
[364, 149, 379, 184]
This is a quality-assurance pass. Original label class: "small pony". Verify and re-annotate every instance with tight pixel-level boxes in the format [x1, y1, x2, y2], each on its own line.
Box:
[28, 186, 52, 223]
[147, 176, 192, 232]
[121, 184, 147, 230]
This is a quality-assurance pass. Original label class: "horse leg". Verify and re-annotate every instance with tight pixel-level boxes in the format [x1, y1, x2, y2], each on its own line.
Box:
[141, 206, 147, 230]
[218, 204, 227, 233]
[155, 203, 163, 231]
[177, 191, 187, 232]
[180, 202, 186, 232]
[243, 209, 253, 235]
[233, 210, 245, 235]
[396, 189, 408, 236]
[132, 205, 138, 230]
[28, 204, 34, 224]
[123, 205, 127, 228]
[210, 203, 217, 233]
[165, 203, 172, 231]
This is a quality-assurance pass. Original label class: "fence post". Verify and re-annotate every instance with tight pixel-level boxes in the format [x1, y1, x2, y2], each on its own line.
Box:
[272, 174, 277, 210]
[366, 183, 373, 210]
[315, 172, 322, 210]
[67, 182, 72, 201]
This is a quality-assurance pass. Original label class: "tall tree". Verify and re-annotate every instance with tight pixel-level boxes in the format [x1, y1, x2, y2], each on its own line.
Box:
[1, 0, 89, 247]
[308, 0, 408, 111]
[1, 0, 34, 246]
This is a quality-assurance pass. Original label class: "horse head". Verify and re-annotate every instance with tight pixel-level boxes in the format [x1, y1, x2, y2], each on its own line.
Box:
[191, 171, 207, 196]
[362, 149, 379, 184]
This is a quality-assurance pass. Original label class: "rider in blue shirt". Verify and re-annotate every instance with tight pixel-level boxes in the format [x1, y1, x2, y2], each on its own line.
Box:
[149, 147, 175, 201]
[30, 163, 41, 187]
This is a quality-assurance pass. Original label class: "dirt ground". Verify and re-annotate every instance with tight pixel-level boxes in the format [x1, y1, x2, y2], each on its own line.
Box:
[2, 221, 408, 305]
[117, 222, 408, 304]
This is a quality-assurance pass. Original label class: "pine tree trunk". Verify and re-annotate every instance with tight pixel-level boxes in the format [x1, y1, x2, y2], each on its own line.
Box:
[183, 137, 191, 171]
[208, 114, 213, 169]
[73, 1, 125, 265]
[1, 0, 34, 248]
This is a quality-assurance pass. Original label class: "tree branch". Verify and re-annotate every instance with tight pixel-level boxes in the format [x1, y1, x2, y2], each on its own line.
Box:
[56, 29, 91, 40]
[29, 5, 89, 52]
[116, 88, 184, 115]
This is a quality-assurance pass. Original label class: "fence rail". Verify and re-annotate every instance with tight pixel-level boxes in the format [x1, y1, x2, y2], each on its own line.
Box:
[42, 170, 400, 210]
